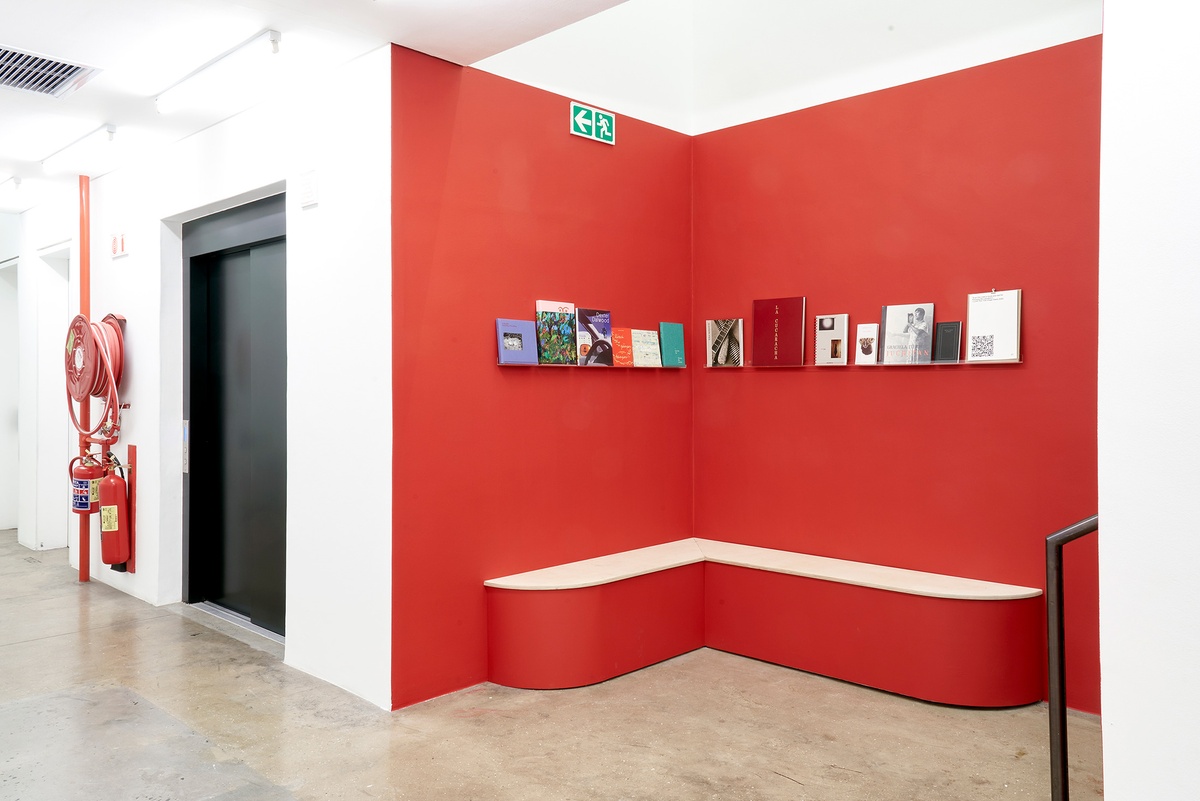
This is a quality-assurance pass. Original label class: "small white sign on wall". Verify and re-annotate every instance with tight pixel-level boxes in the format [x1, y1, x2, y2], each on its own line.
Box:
[297, 170, 319, 209]
[109, 233, 128, 259]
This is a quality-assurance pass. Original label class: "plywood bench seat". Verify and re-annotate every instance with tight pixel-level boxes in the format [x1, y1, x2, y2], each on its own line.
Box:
[485, 538, 1044, 707]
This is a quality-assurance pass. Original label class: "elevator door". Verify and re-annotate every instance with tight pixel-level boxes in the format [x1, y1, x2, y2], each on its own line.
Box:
[191, 239, 286, 635]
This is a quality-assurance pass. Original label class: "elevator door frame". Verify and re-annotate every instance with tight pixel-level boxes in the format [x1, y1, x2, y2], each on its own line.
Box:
[181, 194, 286, 628]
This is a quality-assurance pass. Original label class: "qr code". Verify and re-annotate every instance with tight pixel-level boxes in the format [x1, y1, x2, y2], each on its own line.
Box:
[970, 335, 994, 358]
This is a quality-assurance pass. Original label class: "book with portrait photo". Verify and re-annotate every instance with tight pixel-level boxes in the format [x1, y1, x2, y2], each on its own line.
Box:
[880, 303, 934, 364]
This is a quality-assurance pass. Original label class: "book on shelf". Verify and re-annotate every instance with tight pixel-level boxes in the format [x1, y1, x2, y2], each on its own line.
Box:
[752, 296, 806, 366]
[659, 322, 686, 367]
[576, 307, 614, 366]
[879, 302, 934, 364]
[611, 328, 634, 366]
[965, 289, 1022, 362]
[706, 318, 744, 367]
[933, 321, 962, 362]
[535, 300, 576, 365]
[631, 329, 663, 367]
[495, 318, 539, 365]
[813, 313, 849, 366]
[855, 323, 879, 365]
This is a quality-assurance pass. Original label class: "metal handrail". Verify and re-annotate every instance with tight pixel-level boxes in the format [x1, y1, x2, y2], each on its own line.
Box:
[1045, 514, 1099, 801]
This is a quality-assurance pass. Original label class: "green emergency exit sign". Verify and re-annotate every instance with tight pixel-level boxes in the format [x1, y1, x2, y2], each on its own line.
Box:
[570, 102, 615, 145]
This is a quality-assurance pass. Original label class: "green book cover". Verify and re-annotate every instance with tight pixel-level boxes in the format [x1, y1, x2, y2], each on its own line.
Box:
[659, 322, 685, 367]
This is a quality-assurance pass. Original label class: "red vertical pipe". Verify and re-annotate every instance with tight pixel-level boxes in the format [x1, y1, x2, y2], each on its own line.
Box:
[78, 176, 90, 583]
[127, 445, 137, 574]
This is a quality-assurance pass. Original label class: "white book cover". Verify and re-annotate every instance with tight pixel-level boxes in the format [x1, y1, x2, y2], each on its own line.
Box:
[631, 329, 662, 367]
[814, 314, 849, 365]
[855, 323, 879, 365]
[880, 303, 934, 364]
[706, 318, 744, 366]
[965, 289, 1022, 362]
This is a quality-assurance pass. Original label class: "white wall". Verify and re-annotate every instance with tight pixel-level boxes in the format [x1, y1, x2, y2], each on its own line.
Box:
[0, 211, 18, 530]
[78, 45, 393, 708]
[13, 195, 76, 551]
[1098, 0, 1200, 796]
[0, 213, 17, 261]
[0, 257, 17, 530]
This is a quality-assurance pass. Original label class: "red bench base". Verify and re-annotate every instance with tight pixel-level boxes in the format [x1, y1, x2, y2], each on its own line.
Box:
[487, 563, 705, 690]
[486, 555, 1043, 707]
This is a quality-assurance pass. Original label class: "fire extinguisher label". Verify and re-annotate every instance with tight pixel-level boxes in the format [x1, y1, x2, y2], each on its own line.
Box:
[90, 479, 100, 503]
[101, 505, 118, 532]
[71, 478, 91, 512]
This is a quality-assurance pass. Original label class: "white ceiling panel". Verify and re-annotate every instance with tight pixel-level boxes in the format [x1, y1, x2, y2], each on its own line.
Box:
[476, 0, 1103, 134]
[0, 0, 1103, 205]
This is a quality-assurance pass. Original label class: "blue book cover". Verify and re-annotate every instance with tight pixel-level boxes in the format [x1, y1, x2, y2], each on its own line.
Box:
[496, 318, 539, 365]
[659, 322, 685, 367]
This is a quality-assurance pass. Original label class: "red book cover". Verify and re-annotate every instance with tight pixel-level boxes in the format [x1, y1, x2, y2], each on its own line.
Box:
[752, 297, 806, 366]
[612, 328, 634, 366]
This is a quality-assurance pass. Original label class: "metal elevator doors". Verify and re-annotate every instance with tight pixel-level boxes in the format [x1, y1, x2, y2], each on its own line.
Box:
[188, 237, 287, 636]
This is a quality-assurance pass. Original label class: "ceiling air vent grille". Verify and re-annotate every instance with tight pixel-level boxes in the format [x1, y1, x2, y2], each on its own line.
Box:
[0, 47, 98, 99]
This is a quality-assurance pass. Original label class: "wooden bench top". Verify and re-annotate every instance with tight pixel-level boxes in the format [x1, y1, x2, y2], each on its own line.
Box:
[484, 538, 1041, 601]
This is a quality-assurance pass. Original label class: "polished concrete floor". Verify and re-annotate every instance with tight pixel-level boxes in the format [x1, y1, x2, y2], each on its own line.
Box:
[0, 529, 1103, 800]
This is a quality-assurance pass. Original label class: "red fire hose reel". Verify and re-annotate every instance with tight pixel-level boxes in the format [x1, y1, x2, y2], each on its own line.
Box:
[66, 313, 133, 570]
[66, 313, 125, 438]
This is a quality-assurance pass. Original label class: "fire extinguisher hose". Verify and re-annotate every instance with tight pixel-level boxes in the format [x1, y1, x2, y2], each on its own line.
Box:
[106, 452, 125, 480]
[65, 314, 123, 438]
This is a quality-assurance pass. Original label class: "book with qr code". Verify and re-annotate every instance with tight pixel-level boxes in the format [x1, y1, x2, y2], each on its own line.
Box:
[496, 318, 539, 365]
[535, 300, 577, 365]
[706, 318, 744, 367]
[965, 290, 1022, 362]
[813, 313, 849, 365]
[611, 328, 634, 366]
[576, 308, 614, 366]
[752, 297, 806, 366]
[880, 303, 934, 364]
[659, 322, 686, 367]
[855, 323, 879, 364]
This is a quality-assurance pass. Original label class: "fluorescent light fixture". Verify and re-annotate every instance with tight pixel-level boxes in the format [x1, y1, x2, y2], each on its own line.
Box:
[42, 124, 118, 177]
[156, 29, 283, 116]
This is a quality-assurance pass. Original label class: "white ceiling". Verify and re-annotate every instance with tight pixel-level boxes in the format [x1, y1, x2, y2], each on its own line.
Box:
[0, 0, 627, 211]
[0, 0, 1102, 214]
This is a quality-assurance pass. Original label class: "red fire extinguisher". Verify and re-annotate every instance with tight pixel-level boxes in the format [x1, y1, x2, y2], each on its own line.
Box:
[69, 455, 103, 515]
[99, 458, 129, 567]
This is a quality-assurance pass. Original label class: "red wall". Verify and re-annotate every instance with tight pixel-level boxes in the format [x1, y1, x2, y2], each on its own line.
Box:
[390, 47, 694, 708]
[390, 38, 1102, 713]
[691, 38, 1101, 712]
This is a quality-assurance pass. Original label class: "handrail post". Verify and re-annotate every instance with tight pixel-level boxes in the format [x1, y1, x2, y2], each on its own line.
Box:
[1045, 514, 1099, 801]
